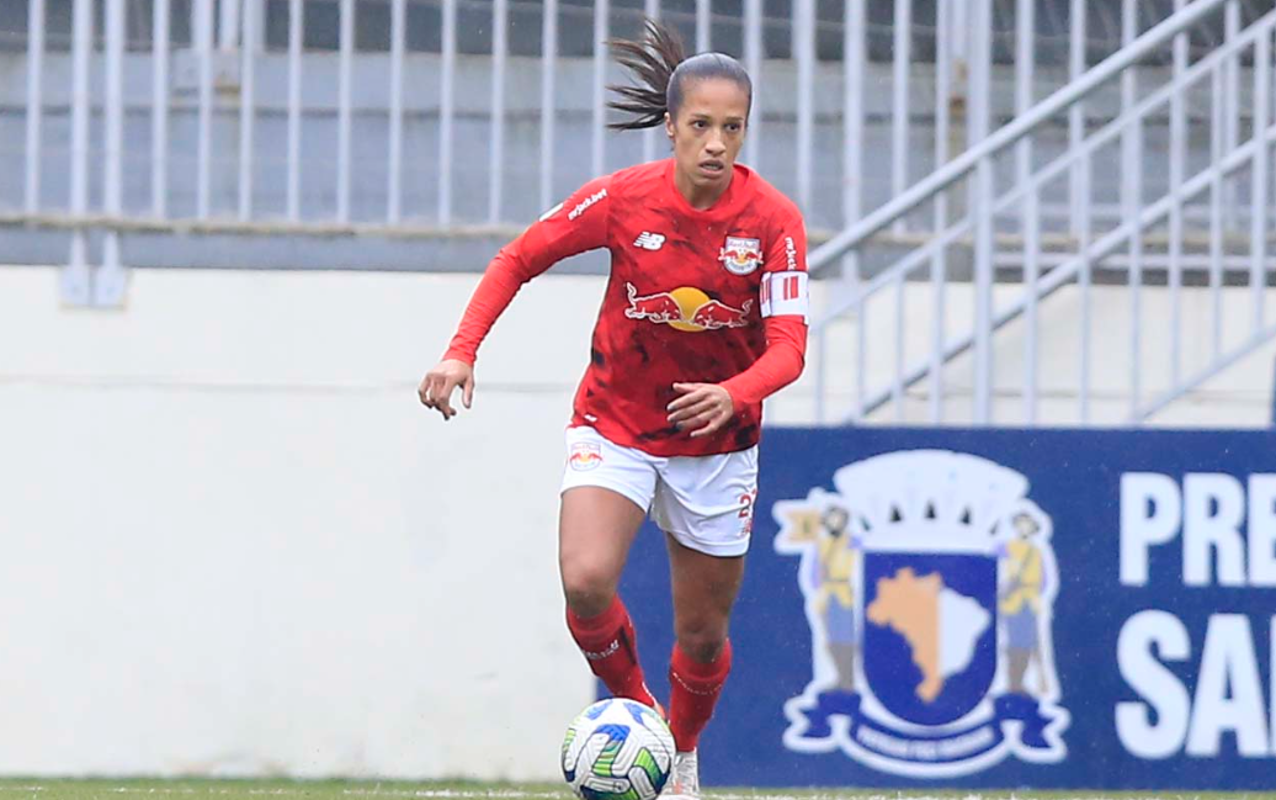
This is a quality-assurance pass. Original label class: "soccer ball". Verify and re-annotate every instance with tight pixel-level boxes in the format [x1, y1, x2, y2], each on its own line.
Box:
[561, 698, 676, 800]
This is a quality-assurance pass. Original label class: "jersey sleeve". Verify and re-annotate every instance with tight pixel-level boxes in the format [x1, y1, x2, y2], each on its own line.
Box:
[757, 202, 810, 322]
[720, 202, 810, 407]
[443, 176, 612, 365]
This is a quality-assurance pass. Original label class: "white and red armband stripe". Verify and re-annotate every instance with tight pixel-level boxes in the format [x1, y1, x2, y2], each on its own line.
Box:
[760, 270, 810, 322]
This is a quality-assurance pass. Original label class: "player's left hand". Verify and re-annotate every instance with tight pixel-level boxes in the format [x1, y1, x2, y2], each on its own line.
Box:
[667, 382, 735, 438]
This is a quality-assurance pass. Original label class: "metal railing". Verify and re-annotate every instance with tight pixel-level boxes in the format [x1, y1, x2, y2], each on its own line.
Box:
[6, 2, 1264, 283]
[810, 0, 1276, 426]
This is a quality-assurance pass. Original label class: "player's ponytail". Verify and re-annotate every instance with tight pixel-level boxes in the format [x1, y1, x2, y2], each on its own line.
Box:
[607, 19, 686, 131]
[606, 19, 753, 132]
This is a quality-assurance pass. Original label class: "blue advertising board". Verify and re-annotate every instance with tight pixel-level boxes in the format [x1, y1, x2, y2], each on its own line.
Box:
[618, 427, 1276, 789]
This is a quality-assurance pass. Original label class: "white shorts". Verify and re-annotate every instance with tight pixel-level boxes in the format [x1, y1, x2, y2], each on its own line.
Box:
[560, 425, 759, 558]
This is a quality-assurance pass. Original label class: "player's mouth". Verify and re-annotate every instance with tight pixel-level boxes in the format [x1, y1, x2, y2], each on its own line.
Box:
[698, 159, 726, 178]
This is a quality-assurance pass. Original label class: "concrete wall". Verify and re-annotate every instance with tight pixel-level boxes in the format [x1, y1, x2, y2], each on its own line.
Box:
[0, 265, 597, 780]
[1, 263, 1273, 780]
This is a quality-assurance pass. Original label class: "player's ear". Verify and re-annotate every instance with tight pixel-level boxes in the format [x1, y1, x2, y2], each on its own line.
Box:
[664, 111, 674, 142]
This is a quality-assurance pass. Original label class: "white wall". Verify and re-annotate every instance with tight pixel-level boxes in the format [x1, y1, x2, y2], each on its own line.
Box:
[1, 265, 1273, 780]
[0, 266, 602, 781]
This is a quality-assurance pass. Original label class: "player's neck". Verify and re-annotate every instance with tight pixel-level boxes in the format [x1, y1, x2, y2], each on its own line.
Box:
[673, 168, 733, 211]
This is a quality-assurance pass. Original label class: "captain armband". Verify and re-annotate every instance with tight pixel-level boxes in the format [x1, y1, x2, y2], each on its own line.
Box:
[759, 271, 810, 322]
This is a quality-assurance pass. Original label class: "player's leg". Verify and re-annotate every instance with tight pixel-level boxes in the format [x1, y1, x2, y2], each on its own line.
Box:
[560, 487, 645, 617]
[651, 446, 756, 797]
[560, 426, 660, 708]
[666, 535, 744, 745]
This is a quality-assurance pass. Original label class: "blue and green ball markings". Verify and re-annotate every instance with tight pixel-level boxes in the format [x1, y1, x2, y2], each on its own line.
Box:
[563, 699, 674, 800]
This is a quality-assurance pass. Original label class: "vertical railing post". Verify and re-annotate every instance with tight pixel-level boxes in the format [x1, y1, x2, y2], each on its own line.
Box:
[97, 0, 129, 306]
[1017, 0, 1037, 424]
[891, 0, 911, 233]
[642, 0, 660, 164]
[814, 327, 827, 423]
[1069, 0, 1087, 236]
[239, 0, 258, 221]
[844, 0, 865, 421]
[152, 0, 170, 218]
[338, 0, 355, 222]
[696, 0, 711, 53]
[795, 0, 815, 210]
[219, 0, 241, 51]
[1251, 29, 1270, 333]
[1210, 64, 1225, 360]
[1168, 0, 1187, 388]
[24, 0, 45, 214]
[287, 0, 303, 221]
[1224, 0, 1241, 226]
[971, 0, 993, 424]
[893, 276, 906, 420]
[388, 0, 406, 223]
[930, 0, 950, 424]
[744, 0, 763, 169]
[196, 0, 214, 219]
[540, 0, 559, 212]
[1123, 0, 1144, 419]
[62, 0, 93, 305]
[438, 0, 456, 225]
[489, 0, 507, 222]
[592, 0, 610, 179]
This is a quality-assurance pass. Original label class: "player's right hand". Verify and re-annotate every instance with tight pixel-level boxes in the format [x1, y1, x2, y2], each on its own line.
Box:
[419, 359, 475, 421]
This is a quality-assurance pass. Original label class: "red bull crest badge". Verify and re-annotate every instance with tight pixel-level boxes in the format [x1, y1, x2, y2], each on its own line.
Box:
[719, 236, 764, 276]
[569, 442, 603, 471]
[624, 282, 752, 333]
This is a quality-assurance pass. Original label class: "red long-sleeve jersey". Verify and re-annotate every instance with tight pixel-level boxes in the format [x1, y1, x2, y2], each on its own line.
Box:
[444, 159, 809, 457]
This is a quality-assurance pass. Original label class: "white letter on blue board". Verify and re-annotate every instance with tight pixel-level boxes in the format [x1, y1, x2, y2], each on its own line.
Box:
[1116, 610, 1191, 759]
[1183, 474, 1246, 587]
[1121, 473, 1182, 586]
[1187, 614, 1268, 757]
[1249, 476, 1276, 587]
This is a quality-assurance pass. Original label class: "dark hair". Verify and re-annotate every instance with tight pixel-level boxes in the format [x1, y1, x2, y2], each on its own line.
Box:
[606, 18, 753, 132]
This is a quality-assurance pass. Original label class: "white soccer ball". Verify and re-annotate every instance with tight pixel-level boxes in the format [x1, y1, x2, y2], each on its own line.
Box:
[561, 698, 676, 800]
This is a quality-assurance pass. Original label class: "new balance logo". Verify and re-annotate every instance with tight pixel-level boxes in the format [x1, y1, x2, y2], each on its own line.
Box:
[633, 232, 666, 251]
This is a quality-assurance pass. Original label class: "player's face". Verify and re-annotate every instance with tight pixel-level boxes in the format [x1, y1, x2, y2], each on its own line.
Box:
[665, 78, 749, 191]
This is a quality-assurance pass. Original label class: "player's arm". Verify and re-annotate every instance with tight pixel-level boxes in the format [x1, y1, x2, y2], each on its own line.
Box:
[667, 210, 809, 437]
[719, 212, 809, 405]
[419, 177, 612, 420]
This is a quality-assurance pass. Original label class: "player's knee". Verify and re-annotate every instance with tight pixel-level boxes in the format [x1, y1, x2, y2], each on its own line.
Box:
[560, 560, 617, 618]
[675, 622, 728, 663]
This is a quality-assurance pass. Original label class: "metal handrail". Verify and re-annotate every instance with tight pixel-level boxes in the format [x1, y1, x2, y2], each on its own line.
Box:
[813, 6, 1276, 331]
[809, 0, 1232, 275]
[842, 121, 1276, 421]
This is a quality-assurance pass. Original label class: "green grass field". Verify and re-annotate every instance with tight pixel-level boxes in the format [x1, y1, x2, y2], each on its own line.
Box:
[1, 781, 1274, 800]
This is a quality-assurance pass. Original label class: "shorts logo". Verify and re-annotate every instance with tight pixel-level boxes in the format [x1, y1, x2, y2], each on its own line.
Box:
[624, 282, 751, 333]
[633, 232, 666, 251]
[719, 236, 763, 275]
[569, 442, 603, 471]
[772, 450, 1070, 778]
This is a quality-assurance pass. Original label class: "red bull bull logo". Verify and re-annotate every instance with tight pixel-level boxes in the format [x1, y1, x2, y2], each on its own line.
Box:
[569, 442, 603, 471]
[624, 282, 752, 332]
[719, 235, 764, 276]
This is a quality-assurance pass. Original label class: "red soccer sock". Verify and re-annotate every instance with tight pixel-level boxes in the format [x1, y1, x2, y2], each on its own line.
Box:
[668, 639, 733, 752]
[566, 596, 657, 709]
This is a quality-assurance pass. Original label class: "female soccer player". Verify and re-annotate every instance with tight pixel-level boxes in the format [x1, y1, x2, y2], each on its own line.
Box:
[419, 20, 808, 798]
